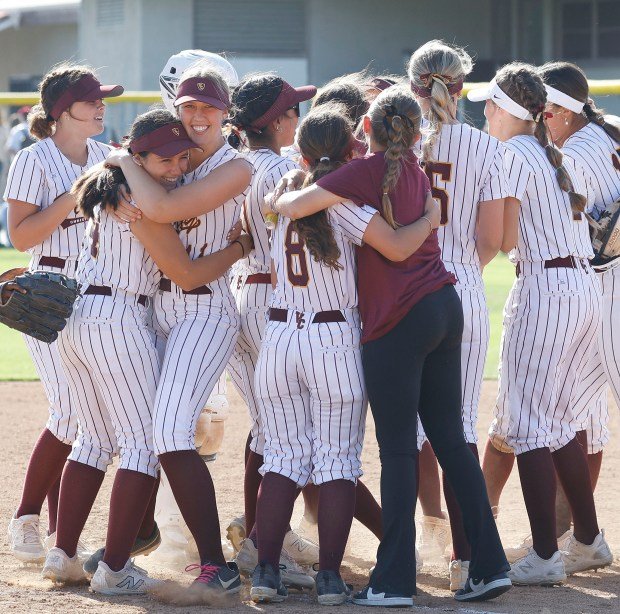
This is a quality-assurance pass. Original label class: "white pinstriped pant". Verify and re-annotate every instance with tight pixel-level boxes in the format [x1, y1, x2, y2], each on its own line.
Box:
[417, 263, 489, 450]
[57, 294, 160, 476]
[152, 291, 239, 455]
[255, 309, 367, 487]
[23, 255, 79, 444]
[228, 276, 271, 454]
[489, 262, 602, 455]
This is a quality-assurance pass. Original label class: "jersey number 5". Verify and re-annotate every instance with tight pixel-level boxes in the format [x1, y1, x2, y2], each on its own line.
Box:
[285, 224, 310, 287]
[424, 162, 453, 225]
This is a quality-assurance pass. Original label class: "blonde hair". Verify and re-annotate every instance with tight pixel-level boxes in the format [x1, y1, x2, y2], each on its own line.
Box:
[407, 40, 473, 164]
[28, 62, 96, 139]
[368, 87, 422, 228]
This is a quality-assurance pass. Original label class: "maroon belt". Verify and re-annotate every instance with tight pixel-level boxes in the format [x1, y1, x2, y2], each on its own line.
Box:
[84, 285, 147, 306]
[516, 256, 582, 277]
[159, 278, 212, 295]
[246, 273, 271, 284]
[38, 256, 66, 269]
[269, 307, 346, 324]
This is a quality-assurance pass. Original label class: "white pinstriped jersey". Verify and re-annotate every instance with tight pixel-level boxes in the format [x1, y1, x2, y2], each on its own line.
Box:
[168, 142, 249, 308]
[76, 204, 161, 297]
[238, 149, 297, 276]
[3, 138, 111, 259]
[270, 201, 376, 312]
[428, 124, 508, 266]
[502, 135, 593, 262]
[562, 123, 620, 220]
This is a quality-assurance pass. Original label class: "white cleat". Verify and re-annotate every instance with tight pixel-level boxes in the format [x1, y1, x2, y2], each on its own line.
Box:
[42, 547, 87, 583]
[505, 530, 572, 564]
[508, 548, 566, 586]
[8, 514, 45, 564]
[562, 530, 613, 575]
[417, 514, 451, 561]
[235, 538, 314, 590]
[449, 559, 469, 591]
[44, 532, 92, 562]
[90, 559, 160, 595]
[415, 547, 423, 573]
[283, 528, 319, 567]
[226, 515, 246, 553]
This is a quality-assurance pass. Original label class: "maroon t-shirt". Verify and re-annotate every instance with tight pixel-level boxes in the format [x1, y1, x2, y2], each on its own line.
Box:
[317, 151, 456, 343]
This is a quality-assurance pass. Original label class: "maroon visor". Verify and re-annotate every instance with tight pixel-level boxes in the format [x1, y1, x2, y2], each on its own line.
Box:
[174, 77, 230, 110]
[129, 122, 199, 157]
[49, 74, 124, 120]
[370, 78, 397, 91]
[251, 81, 317, 130]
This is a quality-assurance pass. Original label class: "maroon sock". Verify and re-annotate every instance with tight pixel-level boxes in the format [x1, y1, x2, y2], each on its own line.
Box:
[318, 480, 356, 572]
[244, 450, 264, 536]
[55, 461, 105, 557]
[159, 450, 225, 565]
[418, 441, 444, 518]
[46, 475, 61, 535]
[444, 443, 478, 561]
[301, 483, 320, 523]
[256, 472, 298, 568]
[516, 448, 557, 560]
[137, 473, 159, 539]
[16, 429, 71, 520]
[103, 469, 157, 571]
[552, 437, 599, 545]
[354, 479, 383, 540]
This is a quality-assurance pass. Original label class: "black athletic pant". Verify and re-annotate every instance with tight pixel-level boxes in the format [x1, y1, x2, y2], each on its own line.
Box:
[363, 284, 508, 596]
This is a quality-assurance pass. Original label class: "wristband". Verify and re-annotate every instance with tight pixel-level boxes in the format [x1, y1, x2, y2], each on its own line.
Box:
[420, 215, 433, 234]
[231, 239, 246, 257]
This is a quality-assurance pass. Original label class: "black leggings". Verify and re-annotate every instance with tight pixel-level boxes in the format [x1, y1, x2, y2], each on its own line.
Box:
[363, 284, 508, 596]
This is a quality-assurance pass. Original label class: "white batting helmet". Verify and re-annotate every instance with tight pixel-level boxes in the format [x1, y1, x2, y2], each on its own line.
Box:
[159, 49, 239, 113]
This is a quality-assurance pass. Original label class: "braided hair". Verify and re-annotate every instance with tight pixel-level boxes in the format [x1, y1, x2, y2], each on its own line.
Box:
[495, 63, 587, 216]
[367, 87, 422, 229]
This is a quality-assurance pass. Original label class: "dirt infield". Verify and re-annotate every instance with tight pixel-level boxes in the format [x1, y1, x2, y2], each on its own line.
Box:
[0, 381, 617, 613]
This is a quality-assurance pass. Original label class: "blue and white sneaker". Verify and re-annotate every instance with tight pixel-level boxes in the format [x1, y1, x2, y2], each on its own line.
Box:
[352, 585, 413, 607]
[454, 571, 512, 602]
[250, 562, 288, 603]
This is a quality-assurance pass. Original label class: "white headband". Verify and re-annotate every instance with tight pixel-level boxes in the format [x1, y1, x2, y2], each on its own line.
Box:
[467, 78, 533, 121]
[544, 85, 585, 114]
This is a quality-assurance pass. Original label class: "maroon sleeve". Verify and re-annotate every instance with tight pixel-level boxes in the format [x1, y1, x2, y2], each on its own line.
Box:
[316, 159, 372, 206]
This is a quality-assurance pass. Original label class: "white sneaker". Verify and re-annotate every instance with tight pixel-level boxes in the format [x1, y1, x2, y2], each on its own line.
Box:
[91, 559, 160, 595]
[8, 514, 45, 563]
[235, 538, 314, 590]
[42, 547, 87, 583]
[415, 547, 423, 572]
[417, 514, 451, 561]
[226, 515, 246, 553]
[283, 528, 319, 566]
[508, 548, 566, 585]
[505, 530, 572, 564]
[449, 559, 469, 591]
[562, 530, 613, 575]
[44, 532, 92, 561]
[296, 515, 319, 546]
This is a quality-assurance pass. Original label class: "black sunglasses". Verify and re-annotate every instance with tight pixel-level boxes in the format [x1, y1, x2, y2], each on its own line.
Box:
[288, 103, 300, 117]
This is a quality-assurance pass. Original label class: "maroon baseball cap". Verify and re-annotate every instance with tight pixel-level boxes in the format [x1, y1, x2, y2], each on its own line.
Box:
[250, 80, 317, 130]
[49, 73, 124, 120]
[129, 122, 199, 157]
[174, 77, 230, 110]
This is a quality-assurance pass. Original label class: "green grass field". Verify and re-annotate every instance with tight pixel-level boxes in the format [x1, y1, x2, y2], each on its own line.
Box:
[0, 248, 515, 381]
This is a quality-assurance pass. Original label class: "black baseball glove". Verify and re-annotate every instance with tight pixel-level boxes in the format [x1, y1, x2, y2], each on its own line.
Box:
[588, 198, 620, 267]
[0, 269, 80, 343]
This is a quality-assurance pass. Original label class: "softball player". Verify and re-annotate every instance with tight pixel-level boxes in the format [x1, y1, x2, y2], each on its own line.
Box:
[468, 62, 612, 585]
[44, 109, 252, 592]
[408, 40, 507, 590]
[273, 87, 510, 606]
[5, 63, 122, 563]
[108, 64, 252, 596]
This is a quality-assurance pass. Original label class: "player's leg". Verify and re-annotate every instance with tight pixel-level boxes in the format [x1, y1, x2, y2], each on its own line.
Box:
[481, 439, 514, 513]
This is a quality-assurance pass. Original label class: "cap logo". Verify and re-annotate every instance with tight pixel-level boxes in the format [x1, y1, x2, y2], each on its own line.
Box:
[197, 82, 205, 91]
[172, 127, 180, 136]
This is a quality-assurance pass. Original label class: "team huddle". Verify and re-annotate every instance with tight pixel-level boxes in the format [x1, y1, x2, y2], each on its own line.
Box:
[1, 39, 619, 608]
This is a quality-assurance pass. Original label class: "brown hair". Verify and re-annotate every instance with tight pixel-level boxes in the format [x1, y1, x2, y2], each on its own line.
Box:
[294, 104, 355, 270]
[538, 61, 620, 145]
[367, 86, 422, 228]
[496, 62, 587, 215]
[72, 108, 178, 219]
[28, 62, 96, 140]
[408, 40, 473, 164]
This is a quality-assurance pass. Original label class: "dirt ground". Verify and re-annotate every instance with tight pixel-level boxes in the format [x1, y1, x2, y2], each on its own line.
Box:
[0, 381, 617, 614]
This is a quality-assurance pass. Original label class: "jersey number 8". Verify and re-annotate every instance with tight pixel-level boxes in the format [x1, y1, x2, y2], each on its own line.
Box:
[424, 162, 453, 226]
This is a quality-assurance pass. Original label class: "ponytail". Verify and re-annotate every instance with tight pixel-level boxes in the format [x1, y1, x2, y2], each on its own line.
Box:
[583, 101, 620, 145]
[71, 164, 130, 220]
[382, 114, 407, 228]
[27, 104, 54, 140]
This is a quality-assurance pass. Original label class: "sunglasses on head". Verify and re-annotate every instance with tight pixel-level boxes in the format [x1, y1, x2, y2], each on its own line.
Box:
[288, 103, 300, 117]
